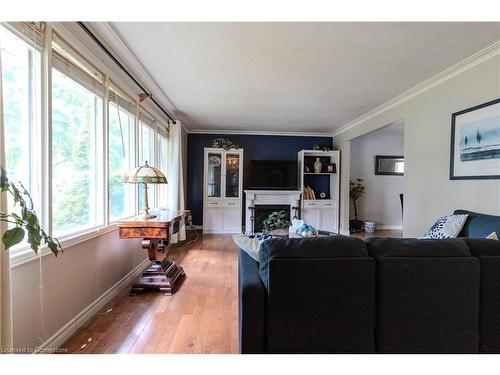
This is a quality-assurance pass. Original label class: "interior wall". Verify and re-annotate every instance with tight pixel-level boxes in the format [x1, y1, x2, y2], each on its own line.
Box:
[186, 133, 333, 226]
[11, 229, 145, 350]
[334, 53, 500, 237]
[350, 128, 404, 229]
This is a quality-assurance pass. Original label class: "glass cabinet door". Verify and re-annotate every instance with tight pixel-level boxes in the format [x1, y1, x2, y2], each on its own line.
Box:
[207, 152, 222, 198]
[225, 152, 240, 198]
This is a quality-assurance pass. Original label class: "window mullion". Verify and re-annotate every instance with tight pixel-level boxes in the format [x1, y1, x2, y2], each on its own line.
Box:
[103, 75, 109, 227]
[41, 23, 52, 236]
[134, 100, 139, 215]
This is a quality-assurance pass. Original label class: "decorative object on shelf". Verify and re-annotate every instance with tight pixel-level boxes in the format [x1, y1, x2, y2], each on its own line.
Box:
[304, 166, 310, 173]
[314, 158, 323, 173]
[262, 210, 291, 236]
[325, 162, 337, 173]
[211, 137, 239, 151]
[319, 192, 326, 199]
[208, 155, 221, 167]
[313, 144, 322, 150]
[349, 178, 366, 233]
[375, 155, 404, 176]
[364, 221, 377, 233]
[123, 161, 168, 219]
[450, 98, 500, 180]
[295, 223, 318, 237]
[0, 166, 62, 256]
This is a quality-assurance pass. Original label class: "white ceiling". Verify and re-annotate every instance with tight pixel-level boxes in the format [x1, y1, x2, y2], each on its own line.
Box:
[110, 22, 500, 134]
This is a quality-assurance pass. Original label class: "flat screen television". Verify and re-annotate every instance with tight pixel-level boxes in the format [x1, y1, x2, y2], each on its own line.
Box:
[248, 160, 298, 190]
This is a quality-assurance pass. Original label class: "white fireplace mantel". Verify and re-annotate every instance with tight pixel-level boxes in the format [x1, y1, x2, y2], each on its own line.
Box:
[244, 190, 302, 234]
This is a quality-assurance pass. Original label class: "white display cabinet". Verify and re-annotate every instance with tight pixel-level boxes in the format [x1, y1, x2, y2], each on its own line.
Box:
[203, 147, 244, 234]
[298, 150, 340, 233]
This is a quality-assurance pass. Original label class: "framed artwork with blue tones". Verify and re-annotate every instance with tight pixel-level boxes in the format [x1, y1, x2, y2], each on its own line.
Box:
[450, 98, 500, 180]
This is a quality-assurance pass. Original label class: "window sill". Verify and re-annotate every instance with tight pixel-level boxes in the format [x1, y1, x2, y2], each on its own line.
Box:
[9, 223, 121, 268]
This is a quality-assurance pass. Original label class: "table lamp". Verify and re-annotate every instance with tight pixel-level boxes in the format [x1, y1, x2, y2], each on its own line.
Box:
[123, 161, 167, 219]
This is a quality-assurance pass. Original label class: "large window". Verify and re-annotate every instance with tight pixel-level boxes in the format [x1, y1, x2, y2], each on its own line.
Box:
[1, 23, 175, 259]
[0, 25, 41, 248]
[51, 68, 103, 236]
[108, 89, 136, 221]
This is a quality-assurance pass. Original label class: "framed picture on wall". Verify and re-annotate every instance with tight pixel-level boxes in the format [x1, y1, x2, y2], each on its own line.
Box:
[450, 98, 500, 180]
[375, 155, 404, 176]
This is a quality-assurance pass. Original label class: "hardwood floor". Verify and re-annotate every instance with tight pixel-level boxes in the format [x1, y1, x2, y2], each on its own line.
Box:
[61, 234, 238, 354]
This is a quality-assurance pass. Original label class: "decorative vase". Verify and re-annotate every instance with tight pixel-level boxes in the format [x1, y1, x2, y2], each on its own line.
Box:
[314, 158, 322, 173]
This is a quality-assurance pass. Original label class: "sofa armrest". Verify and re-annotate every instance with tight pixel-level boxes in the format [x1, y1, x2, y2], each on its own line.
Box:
[238, 249, 266, 353]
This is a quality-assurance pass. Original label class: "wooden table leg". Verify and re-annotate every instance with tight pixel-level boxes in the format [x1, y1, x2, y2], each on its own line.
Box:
[130, 238, 186, 295]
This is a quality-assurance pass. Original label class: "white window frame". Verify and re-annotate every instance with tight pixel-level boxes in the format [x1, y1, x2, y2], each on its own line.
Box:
[50, 33, 106, 239]
[3, 22, 174, 267]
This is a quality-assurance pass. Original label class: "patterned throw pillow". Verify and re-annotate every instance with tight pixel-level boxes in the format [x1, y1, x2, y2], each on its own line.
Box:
[421, 214, 468, 239]
[232, 233, 272, 262]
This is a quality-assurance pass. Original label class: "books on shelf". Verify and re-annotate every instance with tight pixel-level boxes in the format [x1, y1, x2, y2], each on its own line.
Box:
[303, 186, 316, 200]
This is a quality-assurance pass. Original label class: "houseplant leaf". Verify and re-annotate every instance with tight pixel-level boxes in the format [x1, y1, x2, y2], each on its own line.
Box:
[2, 227, 25, 250]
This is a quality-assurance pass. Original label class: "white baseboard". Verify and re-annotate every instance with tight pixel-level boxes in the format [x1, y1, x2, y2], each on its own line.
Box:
[35, 258, 149, 353]
[377, 225, 403, 230]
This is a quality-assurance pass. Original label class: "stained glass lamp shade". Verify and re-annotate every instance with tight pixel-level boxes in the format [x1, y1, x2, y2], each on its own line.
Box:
[123, 161, 167, 219]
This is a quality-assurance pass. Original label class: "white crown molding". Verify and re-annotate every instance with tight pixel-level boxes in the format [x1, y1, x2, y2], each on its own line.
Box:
[188, 128, 333, 137]
[87, 22, 191, 132]
[332, 40, 500, 137]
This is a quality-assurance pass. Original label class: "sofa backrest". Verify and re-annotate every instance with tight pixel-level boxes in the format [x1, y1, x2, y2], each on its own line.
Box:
[454, 209, 500, 237]
[463, 238, 500, 353]
[259, 236, 375, 353]
[366, 237, 480, 353]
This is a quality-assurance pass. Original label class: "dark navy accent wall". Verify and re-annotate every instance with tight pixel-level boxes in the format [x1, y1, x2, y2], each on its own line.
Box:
[187, 133, 333, 226]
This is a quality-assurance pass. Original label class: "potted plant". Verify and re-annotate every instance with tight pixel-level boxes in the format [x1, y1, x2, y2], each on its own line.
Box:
[262, 210, 291, 237]
[349, 178, 366, 233]
[1, 166, 62, 256]
[212, 137, 239, 150]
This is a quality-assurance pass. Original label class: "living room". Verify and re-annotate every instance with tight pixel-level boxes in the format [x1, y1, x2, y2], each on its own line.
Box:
[1, 1, 500, 374]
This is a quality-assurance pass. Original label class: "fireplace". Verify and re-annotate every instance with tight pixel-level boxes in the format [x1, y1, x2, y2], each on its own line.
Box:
[252, 204, 291, 233]
[244, 190, 302, 234]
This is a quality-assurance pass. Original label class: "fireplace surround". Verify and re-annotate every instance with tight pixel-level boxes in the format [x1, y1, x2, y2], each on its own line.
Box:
[244, 190, 302, 234]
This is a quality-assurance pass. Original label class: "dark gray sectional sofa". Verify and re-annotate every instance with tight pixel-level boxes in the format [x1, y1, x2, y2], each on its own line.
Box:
[238, 209, 500, 353]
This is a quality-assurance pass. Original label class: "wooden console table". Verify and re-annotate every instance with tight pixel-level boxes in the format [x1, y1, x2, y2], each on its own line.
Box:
[118, 210, 189, 295]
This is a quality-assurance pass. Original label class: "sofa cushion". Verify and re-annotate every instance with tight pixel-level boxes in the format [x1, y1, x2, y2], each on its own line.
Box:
[454, 209, 500, 238]
[462, 238, 500, 353]
[365, 237, 471, 257]
[366, 237, 479, 353]
[463, 237, 500, 257]
[259, 236, 367, 287]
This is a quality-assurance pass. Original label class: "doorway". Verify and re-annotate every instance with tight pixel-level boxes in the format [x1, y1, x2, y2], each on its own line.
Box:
[349, 120, 405, 238]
